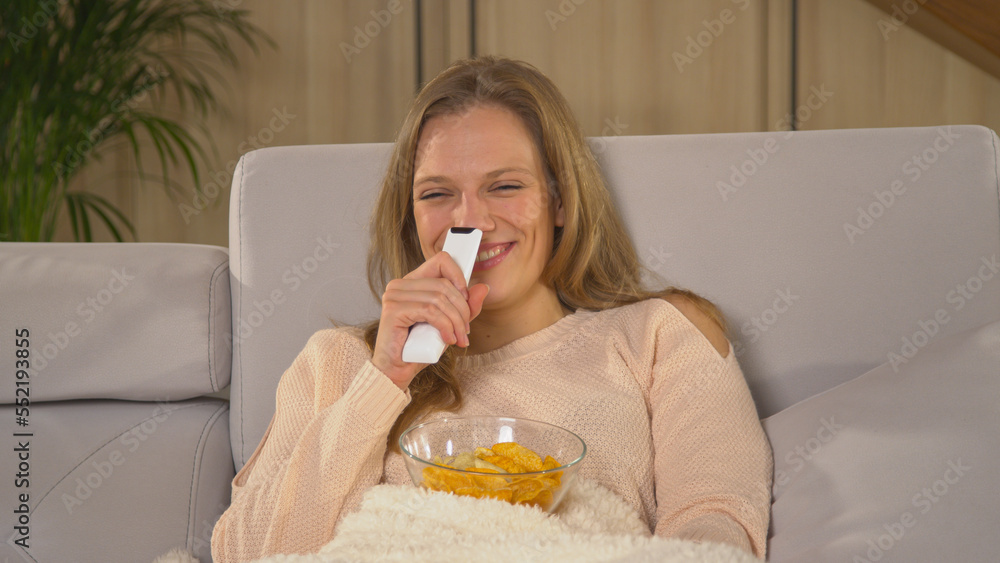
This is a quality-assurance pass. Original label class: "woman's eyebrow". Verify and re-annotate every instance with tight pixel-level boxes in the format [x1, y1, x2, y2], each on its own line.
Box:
[414, 175, 449, 188]
[485, 167, 534, 179]
[414, 167, 535, 188]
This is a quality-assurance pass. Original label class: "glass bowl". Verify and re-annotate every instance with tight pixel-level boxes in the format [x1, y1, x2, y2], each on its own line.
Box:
[399, 416, 587, 512]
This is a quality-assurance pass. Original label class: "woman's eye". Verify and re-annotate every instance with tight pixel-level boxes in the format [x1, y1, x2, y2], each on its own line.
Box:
[493, 184, 522, 192]
[417, 191, 445, 201]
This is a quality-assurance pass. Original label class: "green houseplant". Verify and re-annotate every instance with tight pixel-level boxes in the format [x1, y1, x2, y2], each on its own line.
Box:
[0, 0, 273, 241]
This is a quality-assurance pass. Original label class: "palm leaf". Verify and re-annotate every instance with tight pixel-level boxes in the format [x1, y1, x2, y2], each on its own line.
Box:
[64, 191, 138, 242]
[1, 0, 273, 242]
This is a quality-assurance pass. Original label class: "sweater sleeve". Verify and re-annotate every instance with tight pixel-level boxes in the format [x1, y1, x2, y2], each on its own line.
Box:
[648, 306, 773, 559]
[211, 328, 409, 562]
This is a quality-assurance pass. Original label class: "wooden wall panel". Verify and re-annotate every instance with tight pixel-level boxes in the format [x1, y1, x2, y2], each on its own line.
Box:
[420, 0, 473, 80]
[475, 0, 783, 136]
[52, 141, 132, 243]
[56, 0, 419, 245]
[49, 0, 998, 245]
[766, 0, 795, 129]
[797, 0, 1000, 132]
[142, 0, 419, 247]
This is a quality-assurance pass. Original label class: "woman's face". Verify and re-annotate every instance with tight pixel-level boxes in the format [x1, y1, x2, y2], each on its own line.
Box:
[411, 104, 564, 312]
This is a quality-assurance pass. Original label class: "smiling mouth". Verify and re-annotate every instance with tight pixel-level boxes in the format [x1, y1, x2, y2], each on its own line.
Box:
[476, 244, 508, 262]
[474, 243, 513, 271]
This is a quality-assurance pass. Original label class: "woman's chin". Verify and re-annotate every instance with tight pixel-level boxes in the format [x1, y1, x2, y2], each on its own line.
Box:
[476, 287, 508, 312]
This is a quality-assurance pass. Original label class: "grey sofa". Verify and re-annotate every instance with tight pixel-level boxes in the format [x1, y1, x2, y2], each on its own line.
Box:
[2, 125, 998, 562]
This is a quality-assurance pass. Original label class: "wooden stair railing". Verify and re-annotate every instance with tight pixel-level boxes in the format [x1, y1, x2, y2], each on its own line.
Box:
[864, 0, 1000, 80]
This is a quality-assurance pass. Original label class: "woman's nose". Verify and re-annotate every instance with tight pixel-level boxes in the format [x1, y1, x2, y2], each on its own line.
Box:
[453, 194, 494, 231]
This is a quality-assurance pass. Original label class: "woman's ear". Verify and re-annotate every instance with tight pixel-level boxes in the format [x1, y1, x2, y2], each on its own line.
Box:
[554, 195, 565, 228]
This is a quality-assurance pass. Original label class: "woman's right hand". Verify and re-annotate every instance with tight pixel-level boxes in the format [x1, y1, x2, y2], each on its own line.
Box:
[372, 251, 489, 389]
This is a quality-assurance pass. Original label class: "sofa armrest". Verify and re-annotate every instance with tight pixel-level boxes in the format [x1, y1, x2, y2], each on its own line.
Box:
[0, 399, 234, 562]
[0, 242, 232, 401]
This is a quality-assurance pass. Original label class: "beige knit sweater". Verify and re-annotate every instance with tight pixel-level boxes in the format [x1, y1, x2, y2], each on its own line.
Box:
[211, 299, 773, 561]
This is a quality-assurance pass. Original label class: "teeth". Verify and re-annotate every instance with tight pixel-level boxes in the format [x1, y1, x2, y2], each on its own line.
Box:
[476, 245, 508, 262]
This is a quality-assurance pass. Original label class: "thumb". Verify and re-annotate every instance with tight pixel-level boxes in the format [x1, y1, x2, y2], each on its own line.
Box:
[468, 283, 490, 321]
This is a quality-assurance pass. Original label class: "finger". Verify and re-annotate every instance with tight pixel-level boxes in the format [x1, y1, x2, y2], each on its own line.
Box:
[416, 303, 464, 346]
[467, 283, 490, 323]
[384, 290, 469, 347]
[409, 250, 470, 300]
[384, 277, 471, 321]
[382, 282, 472, 342]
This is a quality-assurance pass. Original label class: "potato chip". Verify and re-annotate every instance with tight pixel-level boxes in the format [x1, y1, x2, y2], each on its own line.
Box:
[470, 468, 509, 491]
[432, 455, 455, 466]
[482, 455, 526, 474]
[422, 466, 453, 492]
[538, 475, 561, 489]
[442, 471, 475, 490]
[512, 478, 556, 509]
[478, 489, 513, 502]
[542, 455, 561, 471]
[527, 488, 553, 508]
[492, 442, 544, 472]
[487, 488, 515, 502]
[473, 457, 505, 473]
[420, 441, 564, 509]
[455, 487, 514, 502]
[451, 451, 477, 470]
[422, 465, 474, 492]
[510, 478, 545, 503]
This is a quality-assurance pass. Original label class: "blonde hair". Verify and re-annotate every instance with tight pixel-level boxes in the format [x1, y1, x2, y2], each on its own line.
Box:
[364, 56, 725, 450]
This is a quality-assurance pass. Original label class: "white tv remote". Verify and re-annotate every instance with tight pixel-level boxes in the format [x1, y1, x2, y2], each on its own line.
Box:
[401, 227, 483, 364]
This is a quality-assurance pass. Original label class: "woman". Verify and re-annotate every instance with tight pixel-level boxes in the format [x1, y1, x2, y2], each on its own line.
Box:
[212, 56, 772, 561]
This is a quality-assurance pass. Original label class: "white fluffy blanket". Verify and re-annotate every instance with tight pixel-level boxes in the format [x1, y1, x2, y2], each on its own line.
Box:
[249, 479, 759, 563]
[154, 480, 758, 563]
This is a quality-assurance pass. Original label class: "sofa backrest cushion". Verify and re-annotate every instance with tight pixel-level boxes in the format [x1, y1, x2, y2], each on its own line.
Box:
[228, 126, 1000, 467]
[0, 242, 232, 402]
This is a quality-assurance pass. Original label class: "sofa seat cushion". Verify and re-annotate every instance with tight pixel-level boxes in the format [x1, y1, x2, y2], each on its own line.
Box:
[764, 319, 1000, 562]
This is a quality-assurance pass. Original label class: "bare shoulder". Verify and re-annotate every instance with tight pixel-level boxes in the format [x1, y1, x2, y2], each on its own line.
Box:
[661, 294, 731, 359]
